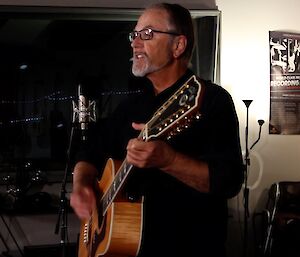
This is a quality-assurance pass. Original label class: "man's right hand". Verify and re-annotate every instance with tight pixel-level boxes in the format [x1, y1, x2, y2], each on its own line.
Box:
[70, 161, 99, 220]
[70, 186, 96, 220]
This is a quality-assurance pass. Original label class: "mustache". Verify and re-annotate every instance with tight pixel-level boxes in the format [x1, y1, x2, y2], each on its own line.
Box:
[130, 52, 148, 61]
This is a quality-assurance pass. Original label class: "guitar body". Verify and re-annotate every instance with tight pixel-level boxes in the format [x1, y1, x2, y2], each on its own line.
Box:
[78, 158, 144, 257]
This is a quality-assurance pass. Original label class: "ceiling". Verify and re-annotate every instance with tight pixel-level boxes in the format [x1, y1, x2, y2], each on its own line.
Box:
[0, 0, 217, 10]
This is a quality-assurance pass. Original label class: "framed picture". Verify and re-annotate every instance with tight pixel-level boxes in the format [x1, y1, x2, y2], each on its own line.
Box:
[269, 31, 300, 134]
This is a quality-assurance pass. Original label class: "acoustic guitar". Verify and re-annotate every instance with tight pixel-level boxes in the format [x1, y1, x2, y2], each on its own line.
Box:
[78, 75, 205, 257]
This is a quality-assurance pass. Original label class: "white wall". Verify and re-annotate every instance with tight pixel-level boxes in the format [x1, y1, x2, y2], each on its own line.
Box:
[216, 0, 300, 255]
[217, 0, 300, 209]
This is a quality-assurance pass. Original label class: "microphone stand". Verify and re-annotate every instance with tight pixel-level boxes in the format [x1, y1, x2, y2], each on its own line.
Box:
[55, 84, 95, 257]
[55, 123, 76, 257]
[242, 99, 252, 257]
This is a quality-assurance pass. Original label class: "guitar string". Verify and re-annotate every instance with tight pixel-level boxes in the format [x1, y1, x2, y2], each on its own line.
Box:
[100, 160, 134, 216]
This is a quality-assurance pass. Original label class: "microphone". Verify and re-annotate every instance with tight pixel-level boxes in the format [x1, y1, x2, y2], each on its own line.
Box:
[78, 85, 89, 133]
[73, 84, 96, 141]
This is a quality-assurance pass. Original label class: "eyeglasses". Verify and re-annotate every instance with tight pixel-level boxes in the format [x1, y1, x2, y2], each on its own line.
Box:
[128, 28, 180, 42]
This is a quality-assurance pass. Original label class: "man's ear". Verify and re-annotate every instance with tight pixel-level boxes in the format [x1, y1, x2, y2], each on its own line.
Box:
[173, 35, 187, 58]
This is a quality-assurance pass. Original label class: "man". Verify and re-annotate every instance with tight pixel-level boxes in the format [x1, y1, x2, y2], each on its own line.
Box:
[70, 3, 243, 257]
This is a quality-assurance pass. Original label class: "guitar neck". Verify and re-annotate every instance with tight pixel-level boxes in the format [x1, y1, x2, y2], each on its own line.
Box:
[101, 160, 134, 215]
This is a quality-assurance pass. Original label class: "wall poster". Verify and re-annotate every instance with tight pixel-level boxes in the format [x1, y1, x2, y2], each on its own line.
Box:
[269, 31, 300, 134]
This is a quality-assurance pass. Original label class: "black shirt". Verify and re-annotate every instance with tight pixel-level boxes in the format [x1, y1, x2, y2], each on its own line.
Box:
[76, 69, 244, 257]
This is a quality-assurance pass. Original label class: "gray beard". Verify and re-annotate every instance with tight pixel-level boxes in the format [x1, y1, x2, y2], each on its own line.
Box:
[132, 59, 162, 77]
[132, 67, 146, 77]
[131, 51, 173, 77]
[132, 61, 149, 77]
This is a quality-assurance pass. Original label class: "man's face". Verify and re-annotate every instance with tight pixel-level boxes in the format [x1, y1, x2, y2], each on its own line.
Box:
[131, 8, 176, 77]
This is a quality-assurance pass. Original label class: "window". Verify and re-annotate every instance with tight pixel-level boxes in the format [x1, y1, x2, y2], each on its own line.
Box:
[0, 6, 220, 180]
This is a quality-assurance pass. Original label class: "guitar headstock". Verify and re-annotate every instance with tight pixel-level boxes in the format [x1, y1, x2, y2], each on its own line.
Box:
[141, 75, 204, 141]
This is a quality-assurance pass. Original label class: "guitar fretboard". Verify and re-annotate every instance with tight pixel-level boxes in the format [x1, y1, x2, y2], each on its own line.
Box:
[101, 160, 134, 215]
